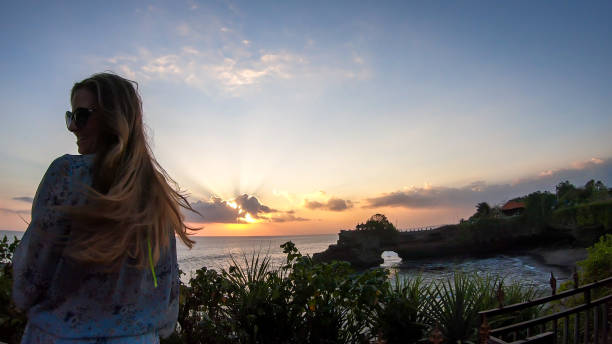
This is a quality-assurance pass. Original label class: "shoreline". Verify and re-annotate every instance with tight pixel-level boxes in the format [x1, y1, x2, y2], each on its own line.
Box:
[382, 247, 588, 283]
[521, 247, 588, 274]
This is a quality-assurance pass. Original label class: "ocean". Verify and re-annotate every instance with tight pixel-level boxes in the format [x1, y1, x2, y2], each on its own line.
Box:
[1, 230, 575, 291]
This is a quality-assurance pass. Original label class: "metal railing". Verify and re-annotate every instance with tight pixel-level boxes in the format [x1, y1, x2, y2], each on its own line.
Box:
[399, 224, 452, 232]
[478, 273, 612, 344]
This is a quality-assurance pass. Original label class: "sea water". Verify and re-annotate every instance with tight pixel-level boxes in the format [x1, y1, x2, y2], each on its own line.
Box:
[1, 230, 572, 291]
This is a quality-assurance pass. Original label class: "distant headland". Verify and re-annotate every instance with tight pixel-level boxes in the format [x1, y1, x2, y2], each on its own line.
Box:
[313, 180, 612, 268]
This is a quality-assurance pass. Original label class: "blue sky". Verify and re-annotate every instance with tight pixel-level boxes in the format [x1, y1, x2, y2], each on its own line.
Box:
[1, 1, 611, 235]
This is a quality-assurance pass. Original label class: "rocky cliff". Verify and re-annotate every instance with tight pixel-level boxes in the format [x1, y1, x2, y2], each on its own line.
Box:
[312, 219, 608, 269]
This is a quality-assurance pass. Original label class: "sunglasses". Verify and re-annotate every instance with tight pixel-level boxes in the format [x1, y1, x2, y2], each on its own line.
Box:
[65, 107, 95, 130]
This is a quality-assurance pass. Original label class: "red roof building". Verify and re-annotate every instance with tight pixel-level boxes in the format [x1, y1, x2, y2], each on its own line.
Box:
[501, 200, 525, 216]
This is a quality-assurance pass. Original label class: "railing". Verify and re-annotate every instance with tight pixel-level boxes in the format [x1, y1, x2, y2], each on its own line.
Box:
[478, 273, 612, 344]
[399, 224, 451, 232]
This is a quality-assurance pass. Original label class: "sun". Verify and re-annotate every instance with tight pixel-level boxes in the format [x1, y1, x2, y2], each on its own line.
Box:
[241, 212, 258, 224]
[227, 198, 259, 224]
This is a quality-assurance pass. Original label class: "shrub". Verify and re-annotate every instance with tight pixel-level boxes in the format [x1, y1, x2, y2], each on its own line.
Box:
[552, 200, 612, 229]
[578, 234, 612, 284]
[1, 235, 552, 344]
[375, 274, 427, 343]
[422, 273, 543, 343]
[423, 272, 492, 342]
[0, 235, 27, 344]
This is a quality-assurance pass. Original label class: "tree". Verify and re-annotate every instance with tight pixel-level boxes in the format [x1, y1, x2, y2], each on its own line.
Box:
[580, 179, 596, 201]
[523, 191, 556, 223]
[593, 180, 609, 201]
[490, 206, 503, 218]
[475, 202, 491, 218]
[556, 181, 575, 201]
[355, 214, 397, 232]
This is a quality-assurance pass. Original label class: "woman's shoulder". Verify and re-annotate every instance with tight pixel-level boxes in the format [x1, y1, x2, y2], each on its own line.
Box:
[31, 155, 94, 208]
[43, 154, 94, 183]
[48, 154, 94, 170]
[51, 153, 94, 165]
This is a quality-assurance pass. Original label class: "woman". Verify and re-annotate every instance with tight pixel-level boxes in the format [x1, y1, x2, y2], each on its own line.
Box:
[12, 73, 201, 343]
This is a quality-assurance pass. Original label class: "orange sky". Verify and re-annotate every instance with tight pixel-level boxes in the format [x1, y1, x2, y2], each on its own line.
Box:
[1, 2, 611, 236]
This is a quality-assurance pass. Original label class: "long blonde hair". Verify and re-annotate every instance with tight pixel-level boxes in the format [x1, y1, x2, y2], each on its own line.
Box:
[58, 72, 202, 273]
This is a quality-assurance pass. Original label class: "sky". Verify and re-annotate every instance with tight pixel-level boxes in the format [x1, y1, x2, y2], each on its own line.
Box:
[1, 1, 611, 236]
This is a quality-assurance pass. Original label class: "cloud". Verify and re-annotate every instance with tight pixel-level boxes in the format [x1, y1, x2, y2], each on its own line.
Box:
[96, 2, 371, 97]
[234, 194, 276, 218]
[0, 208, 30, 215]
[305, 197, 354, 212]
[183, 194, 306, 224]
[142, 55, 182, 75]
[99, 26, 368, 96]
[364, 185, 488, 209]
[12, 196, 33, 203]
[186, 197, 240, 223]
[104, 48, 306, 96]
[364, 157, 612, 209]
[269, 213, 310, 223]
[570, 158, 604, 171]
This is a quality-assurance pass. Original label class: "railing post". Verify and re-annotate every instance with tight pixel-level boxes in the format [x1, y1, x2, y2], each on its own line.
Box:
[584, 288, 591, 343]
[585, 310, 590, 344]
[585, 288, 591, 305]
[574, 313, 579, 344]
[497, 282, 505, 309]
[573, 268, 579, 289]
[563, 316, 569, 344]
[605, 299, 610, 344]
[594, 306, 599, 344]
[479, 314, 490, 344]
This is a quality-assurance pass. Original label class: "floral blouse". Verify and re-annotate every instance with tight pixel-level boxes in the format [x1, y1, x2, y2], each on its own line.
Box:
[12, 154, 179, 340]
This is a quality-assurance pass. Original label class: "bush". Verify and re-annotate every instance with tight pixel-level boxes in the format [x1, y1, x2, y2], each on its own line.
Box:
[578, 234, 612, 284]
[523, 191, 556, 224]
[0, 235, 27, 344]
[552, 200, 612, 229]
[375, 274, 427, 343]
[1, 235, 549, 344]
[168, 241, 389, 344]
[421, 273, 543, 343]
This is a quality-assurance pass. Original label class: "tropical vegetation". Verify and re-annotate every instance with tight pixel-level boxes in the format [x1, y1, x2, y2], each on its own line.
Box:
[1, 180, 610, 343]
[2, 230, 612, 343]
[465, 179, 611, 228]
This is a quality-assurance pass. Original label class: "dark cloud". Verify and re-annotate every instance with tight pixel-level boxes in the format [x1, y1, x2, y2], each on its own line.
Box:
[304, 201, 324, 209]
[364, 184, 496, 209]
[364, 157, 612, 209]
[185, 197, 240, 223]
[12, 196, 34, 203]
[269, 213, 310, 223]
[234, 194, 276, 218]
[183, 195, 305, 224]
[0, 208, 30, 215]
[305, 197, 354, 212]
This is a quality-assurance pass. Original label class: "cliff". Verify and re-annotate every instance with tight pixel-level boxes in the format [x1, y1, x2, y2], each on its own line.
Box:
[312, 218, 610, 269]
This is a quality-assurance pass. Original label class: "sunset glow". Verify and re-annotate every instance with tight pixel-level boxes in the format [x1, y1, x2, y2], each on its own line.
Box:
[1, 2, 611, 236]
[241, 213, 257, 224]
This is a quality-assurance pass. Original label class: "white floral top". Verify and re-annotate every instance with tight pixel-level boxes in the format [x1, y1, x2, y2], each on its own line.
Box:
[12, 154, 179, 341]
